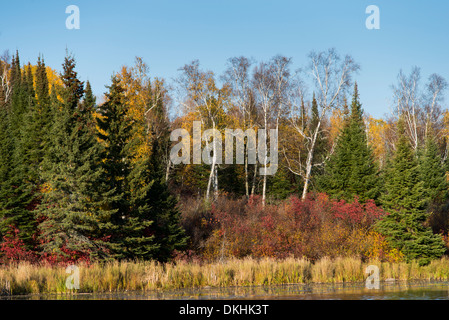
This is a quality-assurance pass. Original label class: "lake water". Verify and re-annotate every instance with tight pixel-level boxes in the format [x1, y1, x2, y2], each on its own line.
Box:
[5, 280, 449, 300]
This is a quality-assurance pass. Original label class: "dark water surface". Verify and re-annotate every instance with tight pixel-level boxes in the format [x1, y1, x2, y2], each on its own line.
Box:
[5, 280, 449, 300]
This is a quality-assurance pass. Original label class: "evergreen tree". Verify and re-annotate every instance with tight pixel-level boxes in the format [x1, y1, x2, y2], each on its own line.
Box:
[82, 81, 95, 114]
[141, 78, 187, 260]
[0, 94, 13, 240]
[98, 76, 187, 261]
[318, 83, 379, 202]
[419, 132, 446, 205]
[0, 103, 10, 184]
[376, 118, 446, 265]
[34, 56, 53, 173]
[268, 166, 296, 200]
[19, 63, 41, 182]
[97, 76, 157, 260]
[0, 55, 16, 227]
[37, 55, 115, 261]
[8, 52, 26, 148]
[9, 63, 40, 245]
[0, 53, 39, 248]
[220, 165, 245, 195]
[35, 57, 50, 106]
[146, 132, 188, 261]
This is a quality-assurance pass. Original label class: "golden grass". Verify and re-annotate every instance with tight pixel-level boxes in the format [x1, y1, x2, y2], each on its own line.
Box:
[1, 256, 449, 296]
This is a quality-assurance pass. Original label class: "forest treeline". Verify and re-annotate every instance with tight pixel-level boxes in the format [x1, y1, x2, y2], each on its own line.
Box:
[0, 48, 448, 266]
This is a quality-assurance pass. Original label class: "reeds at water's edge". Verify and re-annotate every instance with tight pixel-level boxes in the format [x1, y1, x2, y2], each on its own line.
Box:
[2, 256, 449, 296]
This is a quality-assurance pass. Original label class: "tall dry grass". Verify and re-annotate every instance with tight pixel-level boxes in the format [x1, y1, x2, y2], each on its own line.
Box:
[1, 256, 449, 296]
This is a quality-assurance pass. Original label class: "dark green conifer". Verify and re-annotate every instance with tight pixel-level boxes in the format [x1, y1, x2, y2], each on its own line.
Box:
[0, 54, 39, 248]
[376, 118, 446, 265]
[97, 76, 156, 260]
[146, 132, 188, 261]
[318, 83, 379, 202]
[37, 55, 114, 261]
[98, 76, 187, 261]
[419, 131, 446, 205]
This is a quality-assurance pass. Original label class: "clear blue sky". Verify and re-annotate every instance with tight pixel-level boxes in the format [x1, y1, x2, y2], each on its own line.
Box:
[1, 0, 448, 118]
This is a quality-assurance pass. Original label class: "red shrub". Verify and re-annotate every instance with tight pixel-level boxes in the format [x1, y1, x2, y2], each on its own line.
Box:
[202, 193, 388, 261]
[0, 225, 38, 264]
[39, 245, 91, 266]
[329, 196, 386, 228]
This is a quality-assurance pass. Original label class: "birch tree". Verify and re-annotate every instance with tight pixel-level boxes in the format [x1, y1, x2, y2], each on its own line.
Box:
[176, 60, 229, 201]
[392, 67, 422, 151]
[253, 55, 291, 205]
[0, 51, 12, 107]
[222, 56, 257, 197]
[286, 48, 359, 200]
[392, 67, 447, 151]
[423, 73, 447, 141]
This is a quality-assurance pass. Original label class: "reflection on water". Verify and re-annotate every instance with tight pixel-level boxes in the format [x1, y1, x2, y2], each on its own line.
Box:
[4, 281, 449, 300]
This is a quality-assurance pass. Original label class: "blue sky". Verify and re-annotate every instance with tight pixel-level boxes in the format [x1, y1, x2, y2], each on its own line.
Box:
[0, 0, 448, 118]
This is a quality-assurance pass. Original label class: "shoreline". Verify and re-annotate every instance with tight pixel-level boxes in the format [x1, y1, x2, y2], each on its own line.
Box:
[3, 279, 449, 300]
[1, 256, 449, 297]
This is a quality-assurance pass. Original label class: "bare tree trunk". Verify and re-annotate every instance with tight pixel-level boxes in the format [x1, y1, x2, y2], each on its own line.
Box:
[206, 162, 215, 201]
[262, 172, 267, 205]
[206, 122, 219, 201]
[251, 162, 258, 196]
[262, 117, 268, 206]
[301, 151, 313, 200]
[244, 142, 249, 197]
[165, 159, 171, 182]
[301, 124, 319, 200]
[214, 161, 219, 198]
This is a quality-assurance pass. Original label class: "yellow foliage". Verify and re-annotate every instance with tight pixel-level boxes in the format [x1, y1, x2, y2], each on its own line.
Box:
[329, 108, 346, 145]
[366, 116, 389, 168]
[114, 63, 152, 162]
[25, 65, 64, 102]
[363, 230, 404, 263]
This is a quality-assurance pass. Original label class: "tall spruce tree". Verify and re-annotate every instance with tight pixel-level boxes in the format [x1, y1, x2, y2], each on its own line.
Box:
[37, 55, 115, 261]
[419, 132, 446, 205]
[34, 56, 53, 176]
[8, 52, 26, 150]
[98, 76, 187, 261]
[318, 83, 379, 202]
[19, 63, 41, 183]
[0, 53, 18, 232]
[97, 76, 157, 260]
[145, 80, 188, 260]
[0, 53, 39, 248]
[0, 90, 13, 241]
[145, 129, 188, 261]
[9, 62, 40, 246]
[376, 118, 446, 265]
